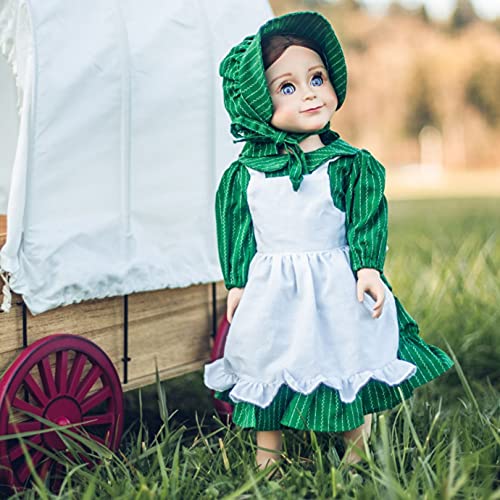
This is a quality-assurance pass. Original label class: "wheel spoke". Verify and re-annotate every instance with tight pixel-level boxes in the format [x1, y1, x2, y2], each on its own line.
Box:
[56, 350, 68, 393]
[75, 424, 107, 447]
[76, 451, 93, 467]
[64, 449, 77, 465]
[9, 435, 43, 461]
[7, 420, 42, 435]
[37, 457, 52, 481]
[12, 397, 44, 417]
[50, 462, 65, 492]
[75, 365, 102, 402]
[38, 357, 57, 399]
[53, 461, 65, 478]
[81, 386, 111, 414]
[82, 412, 114, 427]
[23, 373, 49, 407]
[67, 353, 86, 396]
[16, 450, 43, 484]
[65, 449, 92, 467]
[82, 430, 106, 446]
[80, 453, 94, 468]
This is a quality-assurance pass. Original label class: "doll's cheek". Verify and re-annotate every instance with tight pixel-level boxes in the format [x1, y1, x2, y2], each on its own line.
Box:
[270, 109, 289, 130]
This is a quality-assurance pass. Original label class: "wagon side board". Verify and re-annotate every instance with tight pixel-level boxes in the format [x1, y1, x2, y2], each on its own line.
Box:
[0, 283, 228, 392]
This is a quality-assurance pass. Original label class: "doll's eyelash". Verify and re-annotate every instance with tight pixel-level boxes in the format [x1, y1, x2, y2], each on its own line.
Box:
[312, 71, 326, 81]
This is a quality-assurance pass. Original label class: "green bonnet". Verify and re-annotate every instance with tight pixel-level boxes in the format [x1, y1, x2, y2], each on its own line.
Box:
[220, 11, 350, 191]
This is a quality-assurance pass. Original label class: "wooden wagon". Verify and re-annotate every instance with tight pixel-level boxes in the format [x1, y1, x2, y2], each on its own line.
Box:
[0, 0, 272, 490]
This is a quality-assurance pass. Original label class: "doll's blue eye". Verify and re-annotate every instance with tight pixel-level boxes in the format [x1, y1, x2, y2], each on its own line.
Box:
[280, 83, 295, 95]
[311, 74, 324, 87]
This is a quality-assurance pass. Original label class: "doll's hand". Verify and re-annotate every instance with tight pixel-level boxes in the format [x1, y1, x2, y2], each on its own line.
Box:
[356, 268, 385, 319]
[227, 287, 244, 324]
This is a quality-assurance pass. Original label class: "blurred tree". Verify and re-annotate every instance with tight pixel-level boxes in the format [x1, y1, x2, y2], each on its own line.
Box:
[492, 17, 500, 33]
[339, 0, 361, 11]
[387, 2, 411, 17]
[405, 67, 439, 136]
[466, 60, 500, 127]
[302, 0, 334, 5]
[450, 0, 478, 31]
[301, 0, 361, 8]
[416, 5, 431, 24]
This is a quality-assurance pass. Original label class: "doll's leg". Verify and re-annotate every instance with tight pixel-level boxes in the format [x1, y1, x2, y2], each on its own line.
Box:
[342, 413, 372, 464]
[256, 430, 282, 469]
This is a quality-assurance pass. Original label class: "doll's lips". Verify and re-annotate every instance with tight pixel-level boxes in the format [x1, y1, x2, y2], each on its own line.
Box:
[301, 105, 324, 113]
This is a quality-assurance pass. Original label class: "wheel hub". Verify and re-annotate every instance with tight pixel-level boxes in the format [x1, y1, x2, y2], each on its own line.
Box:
[43, 397, 82, 450]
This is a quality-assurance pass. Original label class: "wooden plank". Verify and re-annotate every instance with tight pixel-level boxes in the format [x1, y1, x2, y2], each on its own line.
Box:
[125, 285, 212, 385]
[26, 296, 124, 338]
[123, 359, 207, 393]
[0, 294, 124, 377]
[0, 348, 22, 377]
[21, 296, 124, 375]
[1, 282, 228, 388]
[0, 293, 25, 361]
[127, 285, 208, 323]
[214, 281, 228, 325]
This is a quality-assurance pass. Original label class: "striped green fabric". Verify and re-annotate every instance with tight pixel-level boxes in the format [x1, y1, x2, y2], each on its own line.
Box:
[216, 144, 389, 288]
[215, 327, 453, 431]
[214, 160, 256, 290]
[214, 144, 454, 430]
[220, 11, 348, 192]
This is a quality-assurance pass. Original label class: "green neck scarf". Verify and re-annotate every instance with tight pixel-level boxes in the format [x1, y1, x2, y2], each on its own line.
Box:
[236, 127, 357, 190]
[221, 12, 355, 191]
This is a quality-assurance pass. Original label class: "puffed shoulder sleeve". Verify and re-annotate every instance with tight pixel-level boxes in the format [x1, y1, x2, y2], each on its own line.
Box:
[215, 162, 257, 289]
[345, 150, 388, 274]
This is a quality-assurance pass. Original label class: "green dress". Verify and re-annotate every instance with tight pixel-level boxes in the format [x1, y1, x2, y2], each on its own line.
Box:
[213, 144, 454, 432]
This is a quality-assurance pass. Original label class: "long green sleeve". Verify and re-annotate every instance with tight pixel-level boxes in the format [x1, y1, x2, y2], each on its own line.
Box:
[344, 150, 388, 274]
[215, 162, 257, 289]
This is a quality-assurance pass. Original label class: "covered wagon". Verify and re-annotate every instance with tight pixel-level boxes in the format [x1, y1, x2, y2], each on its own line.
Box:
[0, 0, 272, 489]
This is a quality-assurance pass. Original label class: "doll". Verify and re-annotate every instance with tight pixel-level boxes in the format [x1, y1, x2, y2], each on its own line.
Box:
[204, 11, 454, 470]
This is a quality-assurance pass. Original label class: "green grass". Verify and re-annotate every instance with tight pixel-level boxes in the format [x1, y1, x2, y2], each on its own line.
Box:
[6, 197, 500, 498]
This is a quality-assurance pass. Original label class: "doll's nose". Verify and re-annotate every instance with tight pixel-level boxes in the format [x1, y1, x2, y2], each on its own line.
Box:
[303, 89, 317, 101]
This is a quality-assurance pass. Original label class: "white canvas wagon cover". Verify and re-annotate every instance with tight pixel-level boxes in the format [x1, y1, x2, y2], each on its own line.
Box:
[0, 0, 273, 314]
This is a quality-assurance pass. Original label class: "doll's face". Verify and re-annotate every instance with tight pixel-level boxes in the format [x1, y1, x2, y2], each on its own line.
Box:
[265, 45, 338, 134]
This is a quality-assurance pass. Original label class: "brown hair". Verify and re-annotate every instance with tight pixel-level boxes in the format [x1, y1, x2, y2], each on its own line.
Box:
[261, 34, 327, 71]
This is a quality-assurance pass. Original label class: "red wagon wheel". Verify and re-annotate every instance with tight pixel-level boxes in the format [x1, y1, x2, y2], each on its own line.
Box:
[0, 334, 123, 491]
[210, 315, 234, 420]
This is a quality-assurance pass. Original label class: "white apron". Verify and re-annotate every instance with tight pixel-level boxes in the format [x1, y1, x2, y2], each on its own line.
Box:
[204, 160, 416, 408]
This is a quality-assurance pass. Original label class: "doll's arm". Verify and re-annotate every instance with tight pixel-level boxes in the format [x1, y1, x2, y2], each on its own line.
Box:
[344, 149, 388, 275]
[215, 162, 257, 290]
[344, 150, 388, 318]
[226, 287, 244, 323]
